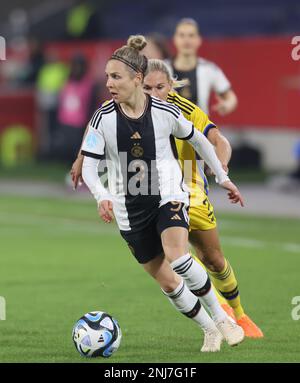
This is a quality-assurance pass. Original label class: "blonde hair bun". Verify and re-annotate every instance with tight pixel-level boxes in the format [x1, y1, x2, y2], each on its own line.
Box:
[127, 35, 147, 51]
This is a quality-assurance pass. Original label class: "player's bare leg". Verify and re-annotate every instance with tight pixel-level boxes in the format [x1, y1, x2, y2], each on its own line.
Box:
[189, 228, 236, 319]
[189, 228, 263, 338]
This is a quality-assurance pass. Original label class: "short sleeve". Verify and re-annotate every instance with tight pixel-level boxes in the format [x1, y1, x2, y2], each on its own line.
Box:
[172, 112, 195, 140]
[81, 122, 105, 159]
[191, 106, 217, 137]
[211, 64, 231, 95]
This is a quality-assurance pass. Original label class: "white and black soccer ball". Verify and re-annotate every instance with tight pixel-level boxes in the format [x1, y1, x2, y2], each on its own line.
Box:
[72, 311, 122, 358]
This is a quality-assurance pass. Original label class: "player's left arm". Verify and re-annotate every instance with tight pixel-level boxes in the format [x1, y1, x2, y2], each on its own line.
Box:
[210, 64, 238, 116]
[190, 105, 231, 173]
[172, 112, 244, 206]
[212, 89, 238, 116]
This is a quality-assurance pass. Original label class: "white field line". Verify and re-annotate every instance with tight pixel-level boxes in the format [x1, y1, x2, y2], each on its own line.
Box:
[0, 211, 118, 235]
[0, 211, 299, 253]
[282, 243, 300, 253]
[218, 218, 299, 230]
[221, 237, 265, 248]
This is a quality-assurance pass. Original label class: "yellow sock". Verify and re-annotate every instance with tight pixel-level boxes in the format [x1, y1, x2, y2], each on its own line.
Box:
[207, 258, 245, 320]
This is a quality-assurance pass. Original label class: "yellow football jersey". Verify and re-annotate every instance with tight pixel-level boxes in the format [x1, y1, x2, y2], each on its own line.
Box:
[167, 91, 217, 205]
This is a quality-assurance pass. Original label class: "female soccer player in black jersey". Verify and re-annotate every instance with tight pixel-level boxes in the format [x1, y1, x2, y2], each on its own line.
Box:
[81, 35, 244, 352]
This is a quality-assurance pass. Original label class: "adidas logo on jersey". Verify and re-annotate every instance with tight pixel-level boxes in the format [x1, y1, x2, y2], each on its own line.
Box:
[130, 132, 141, 139]
[171, 214, 181, 220]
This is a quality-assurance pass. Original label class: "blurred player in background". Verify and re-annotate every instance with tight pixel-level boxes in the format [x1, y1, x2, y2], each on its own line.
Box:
[142, 59, 263, 338]
[166, 18, 238, 116]
[142, 33, 171, 60]
[81, 35, 245, 352]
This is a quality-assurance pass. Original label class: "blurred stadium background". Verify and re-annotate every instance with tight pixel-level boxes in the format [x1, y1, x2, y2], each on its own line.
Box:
[0, 0, 300, 363]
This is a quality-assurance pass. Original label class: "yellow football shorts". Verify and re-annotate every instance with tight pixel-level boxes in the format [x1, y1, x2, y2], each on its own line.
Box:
[189, 195, 217, 231]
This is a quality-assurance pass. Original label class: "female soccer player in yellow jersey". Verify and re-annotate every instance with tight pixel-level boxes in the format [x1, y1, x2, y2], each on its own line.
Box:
[71, 58, 262, 338]
[141, 59, 263, 338]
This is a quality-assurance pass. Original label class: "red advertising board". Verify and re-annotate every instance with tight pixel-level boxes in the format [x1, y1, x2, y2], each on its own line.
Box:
[1, 36, 299, 137]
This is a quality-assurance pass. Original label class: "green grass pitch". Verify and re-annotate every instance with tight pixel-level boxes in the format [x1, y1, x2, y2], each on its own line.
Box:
[0, 194, 299, 363]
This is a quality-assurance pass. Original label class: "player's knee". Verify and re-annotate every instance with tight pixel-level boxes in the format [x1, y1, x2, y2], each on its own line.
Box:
[162, 241, 188, 262]
[163, 248, 187, 263]
[159, 272, 181, 293]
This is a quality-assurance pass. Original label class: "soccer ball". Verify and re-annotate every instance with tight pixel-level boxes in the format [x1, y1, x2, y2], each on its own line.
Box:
[72, 311, 122, 358]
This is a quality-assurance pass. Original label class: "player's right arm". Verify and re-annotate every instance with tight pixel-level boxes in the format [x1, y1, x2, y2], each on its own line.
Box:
[81, 123, 114, 223]
[70, 124, 89, 190]
[71, 101, 111, 190]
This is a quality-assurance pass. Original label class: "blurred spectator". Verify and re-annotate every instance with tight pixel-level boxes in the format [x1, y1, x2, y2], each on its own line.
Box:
[65, 0, 102, 40]
[55, 53, 93, 164]
[142, 33, 170, 60]
[36, 51, 69, 160]
[18, 37, 45, 86]
[166, 18, 238, 116]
